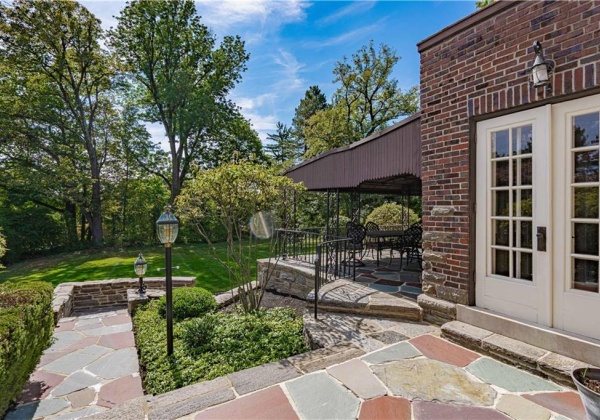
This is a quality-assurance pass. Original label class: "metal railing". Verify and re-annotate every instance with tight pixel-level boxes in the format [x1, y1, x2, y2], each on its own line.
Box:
[275, 229, 357, 319]
[276, 228, 323, 265]
[313, 236, 357, 318]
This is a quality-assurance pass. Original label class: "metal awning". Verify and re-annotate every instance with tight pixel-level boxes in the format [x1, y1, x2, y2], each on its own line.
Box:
[285, 113, 421, 195]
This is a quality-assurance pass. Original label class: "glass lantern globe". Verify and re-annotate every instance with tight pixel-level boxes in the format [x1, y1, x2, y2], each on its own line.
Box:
[134, 253, 147, 277]
[156, 205, 179, 244]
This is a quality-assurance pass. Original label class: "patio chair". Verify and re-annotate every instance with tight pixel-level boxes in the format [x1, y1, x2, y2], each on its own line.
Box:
[345, 222, 367, 267]
[364, 221, 379, 258]
[392, 222, 422, 268]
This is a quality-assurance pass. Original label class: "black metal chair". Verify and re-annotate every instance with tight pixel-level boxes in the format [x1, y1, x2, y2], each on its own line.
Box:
[364, 221, 379, 258]
[345, 222, 367, 267]
[392, 222, 422, 268]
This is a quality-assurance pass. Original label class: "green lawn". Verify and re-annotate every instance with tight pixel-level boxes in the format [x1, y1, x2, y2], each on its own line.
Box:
[0, 241, 273, 292]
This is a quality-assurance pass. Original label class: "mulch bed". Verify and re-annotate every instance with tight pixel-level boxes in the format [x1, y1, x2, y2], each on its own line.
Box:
[219, 289, 307, 317]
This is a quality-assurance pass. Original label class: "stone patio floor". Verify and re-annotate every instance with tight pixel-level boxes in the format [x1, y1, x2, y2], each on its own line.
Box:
[188, 328, 587, 420]
[6, 306, 143, 420]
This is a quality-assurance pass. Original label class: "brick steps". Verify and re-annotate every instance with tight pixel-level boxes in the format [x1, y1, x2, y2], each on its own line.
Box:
[307, 279, 423, 322]
[441, 320, 598, 387]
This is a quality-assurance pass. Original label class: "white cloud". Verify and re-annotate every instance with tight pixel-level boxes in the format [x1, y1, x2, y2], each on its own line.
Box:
[303, 19, 384, 49]
[233, 93, 277, 111]
[195, 0, 309, 36]
[244, 112, 278, 143]
[317, 1, 376, 26]
[273, 49, 305, 93]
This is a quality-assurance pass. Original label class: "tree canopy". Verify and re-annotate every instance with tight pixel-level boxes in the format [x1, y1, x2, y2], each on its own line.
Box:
[108, 0, 251, 203]
[304, 41, 419, 158]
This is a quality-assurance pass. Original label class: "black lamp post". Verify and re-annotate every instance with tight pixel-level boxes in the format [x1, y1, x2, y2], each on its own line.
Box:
[156, 205, 179, 356]
[134, 253, 148, 295]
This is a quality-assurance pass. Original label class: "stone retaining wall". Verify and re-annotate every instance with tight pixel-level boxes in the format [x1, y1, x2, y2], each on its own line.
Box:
[257, 258, 315, 300]
[52, 277, 195, 322]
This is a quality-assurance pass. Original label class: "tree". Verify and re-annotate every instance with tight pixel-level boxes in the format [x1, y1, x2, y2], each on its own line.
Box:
[264, 122, 297, 165]
[305, 41, 419, 158]
[304, 105, 353, 158]
[292, 86, 328, 155]
[108, 0, 250, 204]
[0, 0, 114, 246]
[476, 0, 494, 8]
[176, 160, 304, 312]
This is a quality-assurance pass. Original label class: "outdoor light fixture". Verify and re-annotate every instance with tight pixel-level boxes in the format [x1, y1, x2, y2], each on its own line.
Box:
[156, 205, 179, 356]
[134, 253, 148, 296]
[529, 41, 554, 89]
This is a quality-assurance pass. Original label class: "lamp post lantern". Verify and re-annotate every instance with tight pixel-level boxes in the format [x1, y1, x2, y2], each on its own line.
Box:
[156, 205, 179, 356]
[134, 253, 148, 295]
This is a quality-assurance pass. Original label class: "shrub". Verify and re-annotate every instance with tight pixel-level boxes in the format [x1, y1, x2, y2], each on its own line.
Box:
[365, 203, 419, 230]
[133, 301, 306, 395]
[157, 287, 217, 321]
[0, 282, 54, 417]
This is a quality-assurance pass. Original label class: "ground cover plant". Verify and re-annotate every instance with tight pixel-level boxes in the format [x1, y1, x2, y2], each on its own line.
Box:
[0, 282, 54, 417]
[133, 293, 307, 395]
[0, 241, 270, 292]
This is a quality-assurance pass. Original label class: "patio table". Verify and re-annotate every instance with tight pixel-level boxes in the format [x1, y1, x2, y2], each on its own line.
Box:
[366, 229, 405, 266]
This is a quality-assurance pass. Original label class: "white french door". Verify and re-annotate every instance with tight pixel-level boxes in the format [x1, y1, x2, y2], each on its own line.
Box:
[552, 95, 600, 339]
[476, 107, 552, 326]
[476, 94, 600, 341]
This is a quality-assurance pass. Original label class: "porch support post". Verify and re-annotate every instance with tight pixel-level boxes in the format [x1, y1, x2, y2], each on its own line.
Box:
[336, 189, 340, 236]
[326, 189, 331, 239]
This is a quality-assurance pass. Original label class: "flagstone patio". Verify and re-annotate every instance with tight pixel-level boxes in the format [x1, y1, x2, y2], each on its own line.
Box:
[6, 306, 143, 420]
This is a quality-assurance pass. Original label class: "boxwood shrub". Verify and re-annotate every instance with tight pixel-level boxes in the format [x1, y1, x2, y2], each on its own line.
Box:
[134, 300, 306, 395]
[0, 282, 54, 417]
[157, 287, 217, 321]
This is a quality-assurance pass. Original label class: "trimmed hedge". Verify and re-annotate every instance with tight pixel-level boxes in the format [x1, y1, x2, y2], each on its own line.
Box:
[0, 282, 54, 417]
[157, 287, 217, 321]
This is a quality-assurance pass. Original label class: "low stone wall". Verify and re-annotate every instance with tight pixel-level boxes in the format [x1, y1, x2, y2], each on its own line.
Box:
[257, 258, 315, 300]
[52, 277, 195, 323]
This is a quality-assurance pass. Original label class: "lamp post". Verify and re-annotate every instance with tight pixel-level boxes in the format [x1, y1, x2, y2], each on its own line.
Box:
[134, 253, 148, 295]
[156, 205, 179, 356]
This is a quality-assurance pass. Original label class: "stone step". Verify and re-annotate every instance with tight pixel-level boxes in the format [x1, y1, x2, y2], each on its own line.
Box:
[307, 279, 422, 322]
[441, 320, 599, 387]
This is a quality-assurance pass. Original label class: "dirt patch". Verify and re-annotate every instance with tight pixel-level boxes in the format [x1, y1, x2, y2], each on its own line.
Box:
[219, 289, 308, 317]
[584, 377, 600, 394]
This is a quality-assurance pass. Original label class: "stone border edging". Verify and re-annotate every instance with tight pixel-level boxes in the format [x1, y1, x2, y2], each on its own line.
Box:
[52, 277, 195, 323]
[442, 320, 598, 387]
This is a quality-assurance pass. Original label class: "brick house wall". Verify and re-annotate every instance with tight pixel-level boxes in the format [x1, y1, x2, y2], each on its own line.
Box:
[418, 1, 600, 306]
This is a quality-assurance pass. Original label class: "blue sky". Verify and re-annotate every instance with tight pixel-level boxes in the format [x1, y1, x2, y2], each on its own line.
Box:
[81, 1, 477, 144]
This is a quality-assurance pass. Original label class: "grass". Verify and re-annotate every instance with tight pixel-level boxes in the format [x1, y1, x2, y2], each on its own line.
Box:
[0, 241, 273, 293]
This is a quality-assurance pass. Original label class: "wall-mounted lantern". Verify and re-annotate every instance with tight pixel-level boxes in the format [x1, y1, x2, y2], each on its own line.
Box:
[529, 41, 554, 89]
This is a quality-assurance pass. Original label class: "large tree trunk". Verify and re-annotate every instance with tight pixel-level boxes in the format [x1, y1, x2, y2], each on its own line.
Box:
[89, 179, 103, 247]
[63, 201, 78, 246]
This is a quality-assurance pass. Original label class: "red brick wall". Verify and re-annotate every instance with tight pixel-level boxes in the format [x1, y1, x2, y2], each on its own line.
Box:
[419, 1, 600, 305]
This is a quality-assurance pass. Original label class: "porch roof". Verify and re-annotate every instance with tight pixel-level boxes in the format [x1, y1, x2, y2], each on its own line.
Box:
[285, 113, 421, 195]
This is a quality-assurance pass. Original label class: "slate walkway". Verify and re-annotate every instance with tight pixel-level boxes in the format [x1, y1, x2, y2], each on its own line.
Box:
[6, 306, 143, 420]
[190, 331, 587, 420]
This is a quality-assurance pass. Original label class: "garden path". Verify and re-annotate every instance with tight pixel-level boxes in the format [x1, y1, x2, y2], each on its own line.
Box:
[6, 306, 143, 419]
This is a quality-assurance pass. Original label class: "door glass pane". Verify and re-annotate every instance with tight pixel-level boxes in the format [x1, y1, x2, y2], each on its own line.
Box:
[493, 249, 509, 277]
[573, 113, 600, 148]
[574, 223, 599, 255]
[515, 221, 532, 249]
[513, 189, 532, 217]
[494, 191, 509, 216]
[574, 187, 599, 219]
[574, 150, 599, 182]
[512, 125, 533, 155]
[573, 259, 599, 292]
[513, 158, 532, 185]
[493, 161, 509, 186]
[493, 220, 509, 246]
[514, 251, 533, 281]
[492, 129, 510, 157]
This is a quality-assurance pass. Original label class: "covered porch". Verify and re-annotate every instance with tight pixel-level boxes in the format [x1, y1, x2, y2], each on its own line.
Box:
[274, 113, 423, 298]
